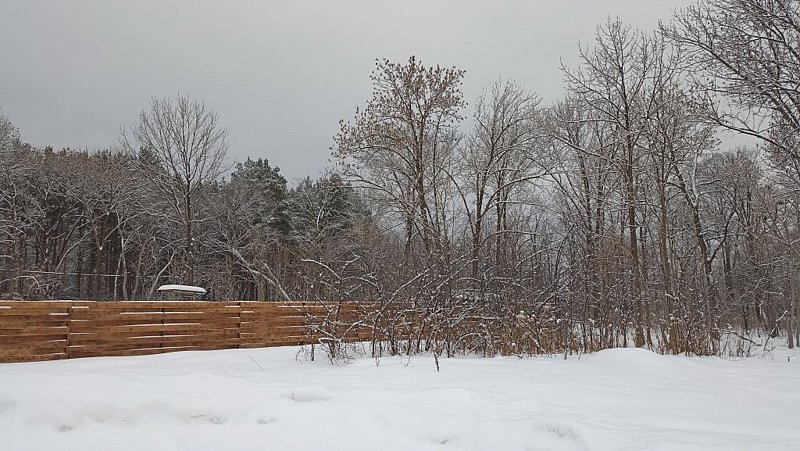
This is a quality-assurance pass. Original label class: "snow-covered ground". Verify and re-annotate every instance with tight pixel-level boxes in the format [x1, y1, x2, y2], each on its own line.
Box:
[1, 344, 798, 451]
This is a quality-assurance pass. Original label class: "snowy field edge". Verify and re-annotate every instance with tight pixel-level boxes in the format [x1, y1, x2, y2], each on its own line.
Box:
[1, 343, 799, 451]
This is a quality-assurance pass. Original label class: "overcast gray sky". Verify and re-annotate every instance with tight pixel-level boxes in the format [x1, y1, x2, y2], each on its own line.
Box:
[0, 0, 690, 181]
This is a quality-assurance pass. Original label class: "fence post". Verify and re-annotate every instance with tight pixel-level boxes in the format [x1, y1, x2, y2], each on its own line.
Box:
[65, 304, 73, 359]
[236, 302, 242, 349]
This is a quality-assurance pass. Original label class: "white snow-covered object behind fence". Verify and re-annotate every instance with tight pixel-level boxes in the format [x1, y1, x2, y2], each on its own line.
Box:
[156, 284, 207, 295]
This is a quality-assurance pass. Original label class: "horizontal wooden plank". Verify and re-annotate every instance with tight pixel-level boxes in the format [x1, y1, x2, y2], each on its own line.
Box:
[69, 312, 240, 320]
[0, 308, 72, 316]
[72, 313, 241, 321]
[0, 325, 69, 335]
[86, 301, 230, 305]
[151, 336, 240, 347]
[243, 335, 311, 344]
[241, 320, 309, 328]
[240, 342, 307, 349]
[241, 324, 309, 334]
[240, 308, 299, 316]
[69, 329, 240, 344]
[241, 310, 311, 316]
[240, 331, 310, 339]
[240, 337, 314, 347]
[0, 314, 71, 322]
[68, 330, 237, 341]
[242, 301, 321, 307]
[0, 353, 65, 363]
[241, 318, 310, 328]
[274, 302, 356, 308]
[68, 337, 240, 354]
[68, 323, 239, 334]
[241, 322, 311, 329]
[276, 308, 336, 316]
[0, 334, 67, 345]
[241, 313, 309, 321]
[242, 303, 327, 311]
[0, 341, 67, 354]
[67, 347, 174, 359]
[241, 332, 311, 342]
[76, 304, 240, 310]
[94, 301, 233, 306]
[70, 332, 240, 345]
[70, 307, 241, 315]
[0, 318, 71, 328]
[68, 317, 241, 328]
[69, 323, 241, 333]
[68, 344, 237, 359]
[75, 301, 237, 308]
[0, 301, 89, 308]
[248, 305, 329, 312]
[240, 339, 310, 346]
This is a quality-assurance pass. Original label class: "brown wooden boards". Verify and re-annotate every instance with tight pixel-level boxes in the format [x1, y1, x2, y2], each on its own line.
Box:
[0, 300, 377, 362]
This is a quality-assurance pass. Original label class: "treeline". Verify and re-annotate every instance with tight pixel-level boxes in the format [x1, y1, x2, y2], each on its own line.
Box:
[0, 143, 369, 303]
[2, 0, 799, 355]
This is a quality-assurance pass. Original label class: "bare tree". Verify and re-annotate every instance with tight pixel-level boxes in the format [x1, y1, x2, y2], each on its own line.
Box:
[0, 111, 25, 296]
[562, 18, 665, 346]
[667, 0, 800, 347]
[666, 0, 800, 183]
[122, 94, 228, 285]
[460, 80, 543, 280]
[548, 98, 621, 350]
[335, 56, 466, 255]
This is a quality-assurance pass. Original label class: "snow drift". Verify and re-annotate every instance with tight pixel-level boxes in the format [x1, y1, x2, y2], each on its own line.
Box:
[0, 345, 798, 450]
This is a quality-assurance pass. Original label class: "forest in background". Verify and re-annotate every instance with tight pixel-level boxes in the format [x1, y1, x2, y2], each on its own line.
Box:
[2, 0, 799, 356]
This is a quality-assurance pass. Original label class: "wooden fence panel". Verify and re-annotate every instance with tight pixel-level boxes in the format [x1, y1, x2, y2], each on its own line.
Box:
[0, 302, 77, 361]
[0, 300, 381, 363]
[63, 302, 244, 359]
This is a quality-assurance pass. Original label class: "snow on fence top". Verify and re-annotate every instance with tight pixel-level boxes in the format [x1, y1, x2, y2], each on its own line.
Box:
[156, 284, 207, 295]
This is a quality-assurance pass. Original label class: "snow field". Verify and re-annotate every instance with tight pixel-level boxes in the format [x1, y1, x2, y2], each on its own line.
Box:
[0, 345, 798, 450]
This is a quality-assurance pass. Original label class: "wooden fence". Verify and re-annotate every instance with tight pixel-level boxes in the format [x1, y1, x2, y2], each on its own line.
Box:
[0, 301, 371, 363]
